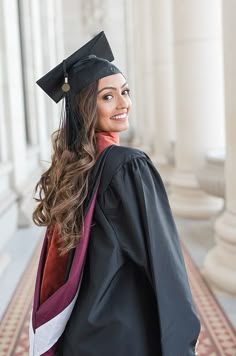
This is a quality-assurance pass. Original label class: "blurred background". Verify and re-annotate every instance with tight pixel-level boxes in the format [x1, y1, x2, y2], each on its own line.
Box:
[0, 0, 236, 351]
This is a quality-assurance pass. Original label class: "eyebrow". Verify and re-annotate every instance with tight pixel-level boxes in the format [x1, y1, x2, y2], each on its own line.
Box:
[97, 82, 128, 94]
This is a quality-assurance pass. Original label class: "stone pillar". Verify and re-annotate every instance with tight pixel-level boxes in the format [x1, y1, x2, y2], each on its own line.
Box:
[102, 0, 132, 143]
[31, 0, 50, 162]
[170, 0, 225, 218]
[53, 0, 65, 131]
[0, 0, 26, 272]
[0, 2, 16, 275]
[40, 0, 63, 134]
[204, 0, 236, 294]
[18, 0, 38, 147]
[62, 0, 83, 55]
[2, 0, 28, 187]
[127, 1, 144, 148]
[151, 0, 176, 180]
[123, 0, 138, 144]
[0, 13, 17, 237]
[139, 0, 156, 153]
[54, 0, 64, 61]
[129, 0, 156, 153]
[15, 0, 51, 227]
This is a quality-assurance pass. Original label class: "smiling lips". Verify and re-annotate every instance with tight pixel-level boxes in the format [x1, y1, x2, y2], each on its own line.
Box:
[110, 113, 128, 121]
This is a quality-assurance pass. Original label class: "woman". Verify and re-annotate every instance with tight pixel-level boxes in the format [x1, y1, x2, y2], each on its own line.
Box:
[30, 32, 200, 356]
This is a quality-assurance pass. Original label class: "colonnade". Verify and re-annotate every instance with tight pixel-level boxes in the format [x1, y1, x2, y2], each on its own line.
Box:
[121, 0, 235, 294]
[204, 0, 236, 294]
[109, 0, 235, 294]
[0, 0, 235, 294]
[0, 0, 63, 272]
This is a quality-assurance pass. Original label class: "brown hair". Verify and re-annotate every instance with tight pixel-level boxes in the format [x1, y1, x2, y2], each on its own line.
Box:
[32, 81, 98, 254]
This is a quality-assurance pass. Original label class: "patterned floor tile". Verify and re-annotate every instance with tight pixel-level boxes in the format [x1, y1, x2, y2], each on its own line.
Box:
[0, 242, 235, 355]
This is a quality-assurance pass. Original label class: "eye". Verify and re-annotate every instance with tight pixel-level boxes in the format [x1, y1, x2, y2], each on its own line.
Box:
[122, 88, 130, 96]
[103, 94, 113, 101]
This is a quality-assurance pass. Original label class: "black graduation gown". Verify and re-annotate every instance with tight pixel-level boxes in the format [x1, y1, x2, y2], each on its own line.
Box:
[57, 146, 200, 356]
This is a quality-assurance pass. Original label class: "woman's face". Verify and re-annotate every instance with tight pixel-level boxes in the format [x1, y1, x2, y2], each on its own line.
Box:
[96, 73, 131, 132]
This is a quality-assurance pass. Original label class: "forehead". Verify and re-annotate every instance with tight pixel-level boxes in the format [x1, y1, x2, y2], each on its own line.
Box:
[97, 73, 126, 90]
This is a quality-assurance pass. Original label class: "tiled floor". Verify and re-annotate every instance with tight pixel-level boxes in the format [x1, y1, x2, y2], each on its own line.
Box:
[0, 215, 235, 331]
[1, 239, 235, 355]
[175, 216, 236, 329]
[0, 225, 42, 320]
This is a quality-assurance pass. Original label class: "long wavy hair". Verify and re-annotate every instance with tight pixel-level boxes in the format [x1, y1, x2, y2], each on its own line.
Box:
[32, 81, 98, 254]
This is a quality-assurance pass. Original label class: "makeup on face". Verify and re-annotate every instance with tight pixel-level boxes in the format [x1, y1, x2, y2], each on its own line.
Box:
[96, 73, 131, 132]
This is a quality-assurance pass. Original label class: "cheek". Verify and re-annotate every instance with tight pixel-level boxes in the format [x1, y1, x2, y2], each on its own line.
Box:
[99, 107, 109, 118]
[96, 104, 111, 129]
[97, 104, 103, 121]
[97, 103, 113, 120]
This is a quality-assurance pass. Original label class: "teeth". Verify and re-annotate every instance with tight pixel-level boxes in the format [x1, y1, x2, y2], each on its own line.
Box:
[111, 114, 127, 119]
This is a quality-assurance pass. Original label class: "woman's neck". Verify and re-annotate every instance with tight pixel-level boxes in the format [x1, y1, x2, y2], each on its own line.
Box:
[95, 132, 120, 156]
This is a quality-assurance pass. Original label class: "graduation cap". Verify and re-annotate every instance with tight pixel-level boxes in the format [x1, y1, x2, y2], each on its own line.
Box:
[37, 31, 121, 103]
[36, 32, 122, 151]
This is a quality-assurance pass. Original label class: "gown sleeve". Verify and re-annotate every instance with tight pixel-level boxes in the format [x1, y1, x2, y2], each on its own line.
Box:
[101, 155, 200, 356]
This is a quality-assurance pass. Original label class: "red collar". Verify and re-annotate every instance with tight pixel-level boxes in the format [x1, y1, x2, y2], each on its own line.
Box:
[96, 132, 120, 156]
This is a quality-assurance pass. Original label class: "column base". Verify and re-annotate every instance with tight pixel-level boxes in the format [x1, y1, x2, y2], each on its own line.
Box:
[0, 190, 18, 250]
[196, 148, 225, 198]
[16, 166, 43, 228]
[0, 253, 10, 278]
[169, 171, 224, 219]
[129, 140, 153, 155]
[0, 190, 17, 277]
[203, 211, 236, 295]
[152, 155, 175, 185]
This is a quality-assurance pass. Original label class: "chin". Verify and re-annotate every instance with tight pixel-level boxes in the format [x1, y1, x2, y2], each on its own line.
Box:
[117, 121, 129, 132]
[121, 125, 129, 132]
[115, 127, 129, 133]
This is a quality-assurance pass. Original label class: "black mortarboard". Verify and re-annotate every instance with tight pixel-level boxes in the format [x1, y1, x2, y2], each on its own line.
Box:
[37, 31, 121, 103]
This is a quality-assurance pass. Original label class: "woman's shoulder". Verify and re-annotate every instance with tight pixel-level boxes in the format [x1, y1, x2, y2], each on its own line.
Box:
[97, 145, 150, 192]
[104, 145, 150, 174]
[109, 145, 147, 163]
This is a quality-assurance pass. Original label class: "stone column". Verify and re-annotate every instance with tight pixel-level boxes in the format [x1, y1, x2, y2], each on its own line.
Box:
[0, 7, 16, 217]
[127, 1, 144, 148]
[31, 0, 50, 162]
[204, 0, 236, 294]
[0, 2, 16, 275]
[54, 0, 65, 132]
[13, 0, 51, 227]
[129, 0, 156, 153]
[2, 0, 28, 187]
[0, 0, 26, 270]
[102, 0, 132, 143]
[54, 0, 64, 61]
[18, 0, 38, 147]
[123, 0, 138, 144]
[139, 0, 156, 153]
[62, 0, 81, 54]
[40, 0, 63, 134]
[170, 0, 225, 218]
[151, 0, 176, 180]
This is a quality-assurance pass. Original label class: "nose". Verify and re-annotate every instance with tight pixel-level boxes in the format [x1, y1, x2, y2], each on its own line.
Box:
[117, 94, 130, 109]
